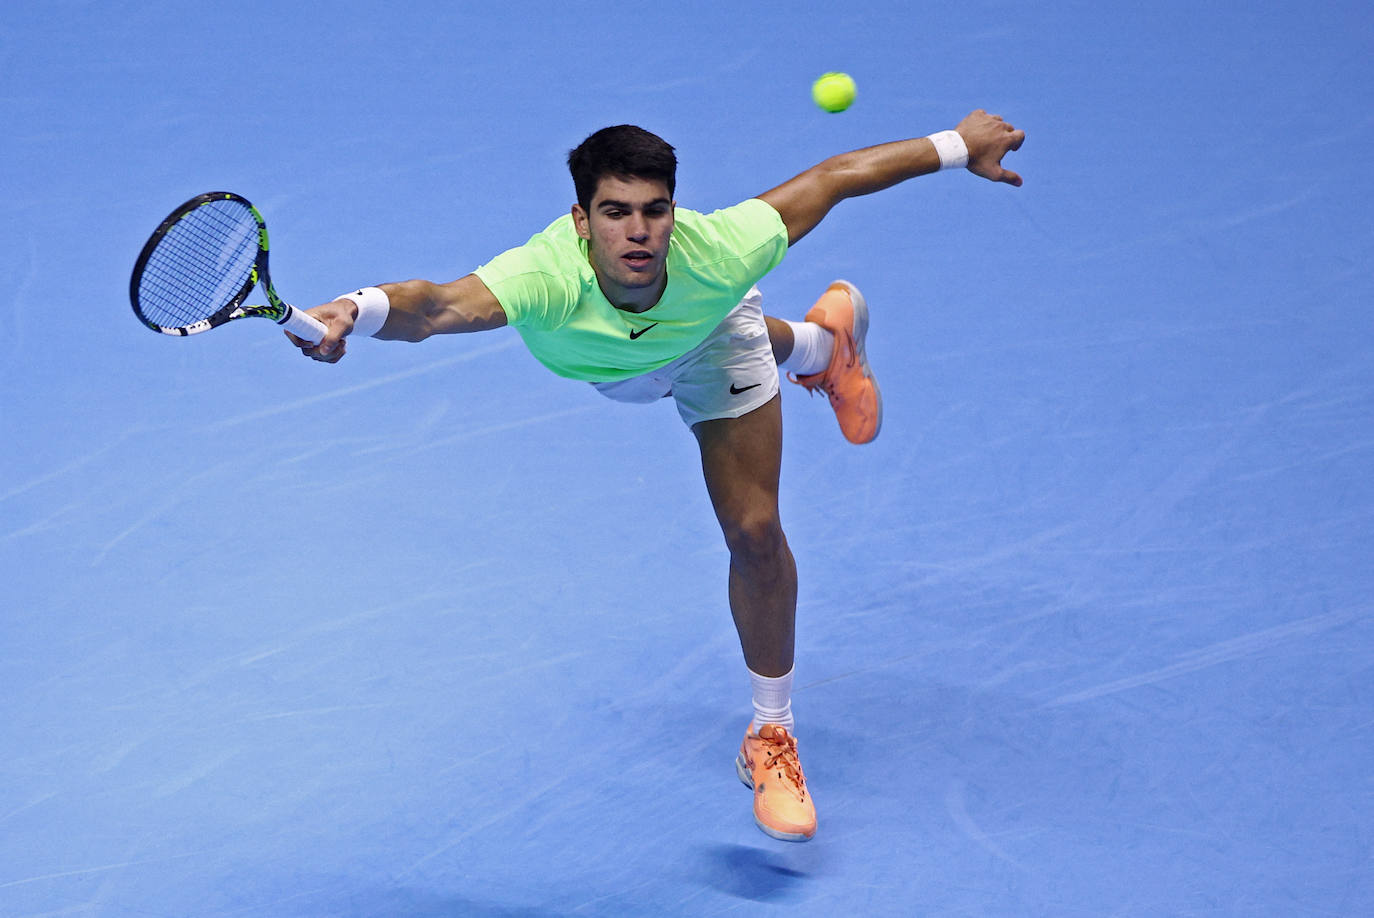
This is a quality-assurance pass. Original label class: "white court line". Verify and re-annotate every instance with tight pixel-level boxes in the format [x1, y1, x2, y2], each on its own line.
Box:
[1045, 608, 1362, 706]
[91, 459, 238, 564]
[203, 338, 518, 431]
[0, 851, 206, 890]
[0, 431, 140, 505]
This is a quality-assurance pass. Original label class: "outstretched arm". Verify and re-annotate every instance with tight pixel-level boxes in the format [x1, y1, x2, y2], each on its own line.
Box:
[757, 109, 1025, 245]
[288, 273, 508, 364]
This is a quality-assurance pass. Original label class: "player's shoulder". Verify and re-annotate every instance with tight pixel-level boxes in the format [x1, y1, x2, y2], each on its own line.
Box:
[671, 198, 786, 260]
[674, 198, 778, 228]
[486, 214, 585, 273]
[473, 213, 589, 313]
[525, 213, 581, 253]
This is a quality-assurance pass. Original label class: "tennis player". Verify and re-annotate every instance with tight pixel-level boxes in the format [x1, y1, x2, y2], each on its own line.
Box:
[291, 109, 1024, 841]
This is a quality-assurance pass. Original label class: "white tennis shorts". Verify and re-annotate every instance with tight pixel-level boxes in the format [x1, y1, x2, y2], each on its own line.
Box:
[592, 286, 780, 428]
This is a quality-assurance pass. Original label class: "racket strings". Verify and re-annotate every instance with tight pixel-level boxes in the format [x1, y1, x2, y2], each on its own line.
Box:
[136, 200, 261, 328]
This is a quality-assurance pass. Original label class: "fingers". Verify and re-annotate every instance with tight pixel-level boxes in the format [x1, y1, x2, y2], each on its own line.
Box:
[959, 108, 1024, 148]
[1002, 124, 1025, 181]
[986, 113, 1024, 147]
[316, 327, 346, 359]
[309, 338, 347, 363]
[969, 160, 1023, 187]
[961, 108, 1025, 186]
[285, 301, 353, 363]
[284, 331, 346, 361]
[284, 328, 347, 362]
[967, 109, 1008, 126]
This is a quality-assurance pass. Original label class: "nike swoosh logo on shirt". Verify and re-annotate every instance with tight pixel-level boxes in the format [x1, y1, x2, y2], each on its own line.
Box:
[629, 323, 659, 340]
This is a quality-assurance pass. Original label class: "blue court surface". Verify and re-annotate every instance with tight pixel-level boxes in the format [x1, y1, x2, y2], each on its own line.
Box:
[2, 2, 1372, 915]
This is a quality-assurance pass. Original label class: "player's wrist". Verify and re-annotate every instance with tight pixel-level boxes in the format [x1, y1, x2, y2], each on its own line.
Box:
[333, 286, 390, 337]
[927, 130, 970, 171]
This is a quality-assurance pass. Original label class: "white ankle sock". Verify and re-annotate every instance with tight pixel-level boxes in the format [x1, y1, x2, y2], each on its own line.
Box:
[778, 320, 834, 376]
[749, 666, 795, 732]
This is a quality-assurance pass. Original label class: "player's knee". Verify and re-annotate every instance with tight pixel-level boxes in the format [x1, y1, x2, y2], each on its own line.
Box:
[722, 512, 785, 565]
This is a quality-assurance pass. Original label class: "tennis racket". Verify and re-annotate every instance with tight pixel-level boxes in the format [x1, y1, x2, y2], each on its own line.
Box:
[129, 191, 326, 343]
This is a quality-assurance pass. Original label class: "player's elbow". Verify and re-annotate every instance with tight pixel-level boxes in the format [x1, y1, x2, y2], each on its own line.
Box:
[765, 162, 851, 244]
[792, 156, 855, 207]
[816, 151, 883, 200]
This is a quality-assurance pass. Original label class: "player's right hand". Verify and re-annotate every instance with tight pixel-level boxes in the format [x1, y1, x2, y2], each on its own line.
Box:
[286, 299, 355, 363]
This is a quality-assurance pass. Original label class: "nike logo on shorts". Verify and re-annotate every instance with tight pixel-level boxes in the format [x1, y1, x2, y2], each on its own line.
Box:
[730, 382, 762, 395]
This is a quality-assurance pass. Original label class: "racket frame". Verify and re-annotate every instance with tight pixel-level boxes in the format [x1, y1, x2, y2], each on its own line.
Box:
[130, 191, 324, 342]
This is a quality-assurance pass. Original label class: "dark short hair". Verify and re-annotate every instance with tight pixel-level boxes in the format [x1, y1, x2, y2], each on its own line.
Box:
[568, 125, 677, 210]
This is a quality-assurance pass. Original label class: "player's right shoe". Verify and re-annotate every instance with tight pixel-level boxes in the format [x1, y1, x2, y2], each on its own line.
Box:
[735, 722, 817, 842]
[788, 280, 883, 444]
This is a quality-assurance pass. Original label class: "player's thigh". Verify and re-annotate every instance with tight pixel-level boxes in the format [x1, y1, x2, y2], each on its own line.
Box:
[693, 394, 784, 535]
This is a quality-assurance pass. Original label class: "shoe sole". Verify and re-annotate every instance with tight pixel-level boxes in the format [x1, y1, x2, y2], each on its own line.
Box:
[735, 751, 815, 842]
[831, 279, 883, 443]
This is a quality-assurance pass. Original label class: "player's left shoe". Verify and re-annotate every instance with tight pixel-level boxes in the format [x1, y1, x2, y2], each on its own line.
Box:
[788, 280, 882, 444]
[735, 722, 817, 842]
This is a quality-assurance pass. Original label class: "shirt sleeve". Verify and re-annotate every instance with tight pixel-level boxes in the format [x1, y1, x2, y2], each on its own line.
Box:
[678, 198, 788, 283]
[472, 229, 581, 331]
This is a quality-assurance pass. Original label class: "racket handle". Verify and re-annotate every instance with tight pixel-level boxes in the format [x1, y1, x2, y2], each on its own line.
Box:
[277, 304, 328, 344]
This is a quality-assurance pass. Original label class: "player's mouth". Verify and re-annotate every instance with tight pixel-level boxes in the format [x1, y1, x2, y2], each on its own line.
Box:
[622, 250, 655, 270]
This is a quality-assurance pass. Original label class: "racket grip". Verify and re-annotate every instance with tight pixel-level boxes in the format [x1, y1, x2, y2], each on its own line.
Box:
[278, 304, 328, 344]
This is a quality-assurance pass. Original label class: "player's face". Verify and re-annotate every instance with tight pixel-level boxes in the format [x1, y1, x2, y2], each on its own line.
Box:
[573, 175, 675, 308]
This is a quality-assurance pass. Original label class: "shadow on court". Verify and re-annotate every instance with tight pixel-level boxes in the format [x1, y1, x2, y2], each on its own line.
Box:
[694, 843, 814, 902]
[335, 889, 573, 918]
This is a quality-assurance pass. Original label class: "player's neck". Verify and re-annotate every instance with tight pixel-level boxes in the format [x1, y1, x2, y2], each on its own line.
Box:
[597, 270, 668, 314]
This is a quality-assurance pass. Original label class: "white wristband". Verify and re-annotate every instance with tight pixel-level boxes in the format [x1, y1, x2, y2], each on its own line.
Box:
[928, 130, 969, 171]
[334, 286, 390, 338]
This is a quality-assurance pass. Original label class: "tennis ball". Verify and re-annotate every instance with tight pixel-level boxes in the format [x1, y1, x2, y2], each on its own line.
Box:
[812, 72, 856, 113]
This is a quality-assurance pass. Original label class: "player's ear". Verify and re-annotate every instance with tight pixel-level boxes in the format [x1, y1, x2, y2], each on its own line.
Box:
[572, 204, 590, 240]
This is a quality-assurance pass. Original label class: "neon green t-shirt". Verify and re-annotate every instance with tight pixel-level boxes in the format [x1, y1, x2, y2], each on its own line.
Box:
[473, 197, 788, 382]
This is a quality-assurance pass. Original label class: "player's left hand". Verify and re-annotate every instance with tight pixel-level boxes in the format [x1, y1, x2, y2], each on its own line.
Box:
[957, 110, 1025, 186]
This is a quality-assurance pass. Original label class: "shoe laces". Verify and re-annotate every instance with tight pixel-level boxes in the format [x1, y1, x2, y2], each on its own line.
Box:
[756, 726, 807, 793]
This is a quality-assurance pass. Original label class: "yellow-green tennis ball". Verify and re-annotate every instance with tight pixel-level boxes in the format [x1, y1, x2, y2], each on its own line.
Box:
[812, 72, 856, 113]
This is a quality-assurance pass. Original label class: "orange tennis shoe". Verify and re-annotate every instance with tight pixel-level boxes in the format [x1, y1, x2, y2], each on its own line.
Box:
[788, 280, 882, 444]
[735, 722, 817, 842]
